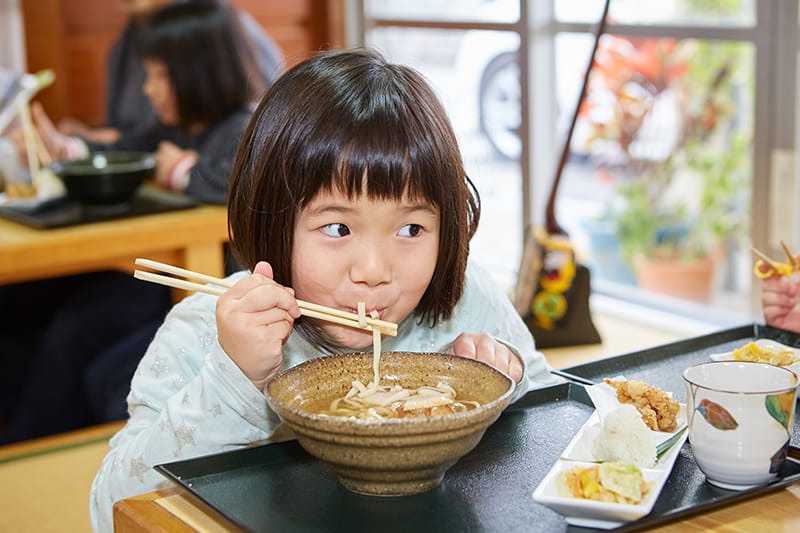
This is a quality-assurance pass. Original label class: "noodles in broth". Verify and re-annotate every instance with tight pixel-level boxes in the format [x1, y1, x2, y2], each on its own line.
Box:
[321, 304, 480, 420]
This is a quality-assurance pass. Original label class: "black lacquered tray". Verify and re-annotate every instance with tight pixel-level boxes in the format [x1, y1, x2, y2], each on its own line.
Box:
[0, 186, 197, 229]
[156, 324, 800, 532]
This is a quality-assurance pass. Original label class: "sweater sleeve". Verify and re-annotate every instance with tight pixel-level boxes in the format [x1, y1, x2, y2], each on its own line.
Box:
[88, 289, 283, 532]
[182, 111, 251, 204]
[449, 261, 557, 402]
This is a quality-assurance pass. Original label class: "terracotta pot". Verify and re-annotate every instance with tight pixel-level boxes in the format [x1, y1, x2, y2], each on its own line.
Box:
[633, 252, 720, 303]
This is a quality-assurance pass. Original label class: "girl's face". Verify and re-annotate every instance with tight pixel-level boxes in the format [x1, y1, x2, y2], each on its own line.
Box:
[292, 187, 440, 349]
[142, 58, 179, 126]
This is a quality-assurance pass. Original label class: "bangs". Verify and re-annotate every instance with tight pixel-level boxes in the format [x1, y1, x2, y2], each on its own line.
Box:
[295, 117, 450, 211]
[333, 142, 438, 206]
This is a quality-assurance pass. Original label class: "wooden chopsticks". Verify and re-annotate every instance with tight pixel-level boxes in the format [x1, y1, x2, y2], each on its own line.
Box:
[751, 247, 780, 270]
[133, 258, 398, 336]
[779, 240, 800, 271]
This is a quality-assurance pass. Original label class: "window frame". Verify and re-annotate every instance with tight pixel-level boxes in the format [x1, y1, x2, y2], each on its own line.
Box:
[354, 0, 798, 331]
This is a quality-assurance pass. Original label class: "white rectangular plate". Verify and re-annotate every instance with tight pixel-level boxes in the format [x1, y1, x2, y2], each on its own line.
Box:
[532, 404, 688, 529]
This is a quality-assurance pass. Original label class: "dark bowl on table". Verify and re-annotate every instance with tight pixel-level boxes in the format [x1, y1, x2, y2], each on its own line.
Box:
[51, 151, 156, 207]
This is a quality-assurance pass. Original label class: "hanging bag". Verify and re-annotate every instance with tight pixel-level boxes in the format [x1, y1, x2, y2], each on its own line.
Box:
[512, 0, 611, 348]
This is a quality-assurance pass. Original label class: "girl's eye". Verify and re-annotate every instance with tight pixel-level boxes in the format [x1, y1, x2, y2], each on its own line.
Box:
[398, 224, 422, 238]
[321, 223, 350, 237]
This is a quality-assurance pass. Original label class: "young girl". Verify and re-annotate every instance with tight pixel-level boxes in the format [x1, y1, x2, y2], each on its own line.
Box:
[58, 0, 283, 144]
[0, 1, 262, 445]
[89, 48, 555, 531]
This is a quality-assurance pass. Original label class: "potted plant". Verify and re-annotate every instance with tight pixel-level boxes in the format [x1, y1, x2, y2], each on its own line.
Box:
[579, 36, 751, 302]
[615, 134, 749, 302]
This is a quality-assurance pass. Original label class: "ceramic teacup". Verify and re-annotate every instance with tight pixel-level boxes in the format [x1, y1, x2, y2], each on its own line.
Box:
[683, 360, 798, 490]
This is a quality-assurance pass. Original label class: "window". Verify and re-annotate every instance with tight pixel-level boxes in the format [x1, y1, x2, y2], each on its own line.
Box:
[362, 0, 795, 335]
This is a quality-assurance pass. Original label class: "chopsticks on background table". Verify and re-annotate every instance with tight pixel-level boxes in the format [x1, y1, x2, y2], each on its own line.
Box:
[16, 101, 53, 179]
[133, 258, 398, 336]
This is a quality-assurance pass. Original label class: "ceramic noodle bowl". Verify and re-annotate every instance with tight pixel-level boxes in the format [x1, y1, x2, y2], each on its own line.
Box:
[683, 361, 799, 490]
[266, 351, 515, 496]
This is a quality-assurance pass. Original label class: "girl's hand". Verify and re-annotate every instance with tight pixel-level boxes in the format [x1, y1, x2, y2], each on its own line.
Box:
[761, 273, 800, 331]
[449, 333, 523, 383]
[216, 261, 301, 390]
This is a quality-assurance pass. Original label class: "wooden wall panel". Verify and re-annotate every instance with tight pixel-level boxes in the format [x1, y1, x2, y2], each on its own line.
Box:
[20, 0, 344, 127]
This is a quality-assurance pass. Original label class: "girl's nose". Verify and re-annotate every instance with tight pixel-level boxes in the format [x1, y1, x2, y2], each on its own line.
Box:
[350, 245, 392, 286]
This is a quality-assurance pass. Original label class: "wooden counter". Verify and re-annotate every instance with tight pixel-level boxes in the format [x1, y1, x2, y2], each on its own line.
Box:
[0, 203, 228, 287]
[113, 482, 800, 533]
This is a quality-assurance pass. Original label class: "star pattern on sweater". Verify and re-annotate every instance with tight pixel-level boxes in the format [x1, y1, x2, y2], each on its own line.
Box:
[170, 374, 186, 390]
[200, 334, 215, 348]
[129, 456, 148, 483]
[150, 356, 168, 377]
[174, 422, 196, 455]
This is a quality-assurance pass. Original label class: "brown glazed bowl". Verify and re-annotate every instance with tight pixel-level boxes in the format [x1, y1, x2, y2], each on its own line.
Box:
[266, 351, 515, 496]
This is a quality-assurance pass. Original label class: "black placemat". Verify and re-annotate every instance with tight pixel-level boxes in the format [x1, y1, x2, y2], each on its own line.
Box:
[0, 186, 197, 229]
[155, 324, 800, 533]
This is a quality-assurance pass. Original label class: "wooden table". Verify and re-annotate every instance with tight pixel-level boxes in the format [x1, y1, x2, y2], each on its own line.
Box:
[114, 482, 800, 532]
[0, 204, 228, 287]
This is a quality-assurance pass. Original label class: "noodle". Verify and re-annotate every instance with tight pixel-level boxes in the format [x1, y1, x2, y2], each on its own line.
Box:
[319, 303, 480, 420]
[371, 310, 380, 386]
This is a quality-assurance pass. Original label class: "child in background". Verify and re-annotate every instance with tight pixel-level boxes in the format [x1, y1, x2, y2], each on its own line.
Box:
[89, 48, 555, 531]
[58, 0, 283, 144]
[0, 0, 262, 444]
[33, 0, 262, 202]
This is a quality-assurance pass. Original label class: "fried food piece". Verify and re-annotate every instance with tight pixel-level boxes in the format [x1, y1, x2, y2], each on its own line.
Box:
[733, 341, 799, 366]
[604, 378, 679, 432]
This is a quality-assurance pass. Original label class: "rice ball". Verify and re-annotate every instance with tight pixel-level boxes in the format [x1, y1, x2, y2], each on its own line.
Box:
[591, 404, 656, 468]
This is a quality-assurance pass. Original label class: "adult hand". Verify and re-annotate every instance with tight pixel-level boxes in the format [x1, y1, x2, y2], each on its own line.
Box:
[216, 261, 302, 390]
[449, 332, 523, 383]
[761, 273, 800, 332]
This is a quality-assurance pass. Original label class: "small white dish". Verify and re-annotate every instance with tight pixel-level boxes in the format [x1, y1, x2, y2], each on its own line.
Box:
[532, 460, 664, 529]
[710, 339, 800, 375]
[532, 404, 688, 529]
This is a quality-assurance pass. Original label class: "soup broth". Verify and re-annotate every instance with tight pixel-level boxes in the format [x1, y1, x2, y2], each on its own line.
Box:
[315, 305, 480, 420]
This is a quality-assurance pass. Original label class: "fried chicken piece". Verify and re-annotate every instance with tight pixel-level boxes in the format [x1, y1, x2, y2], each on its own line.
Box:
[603, 378, 679, 432]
